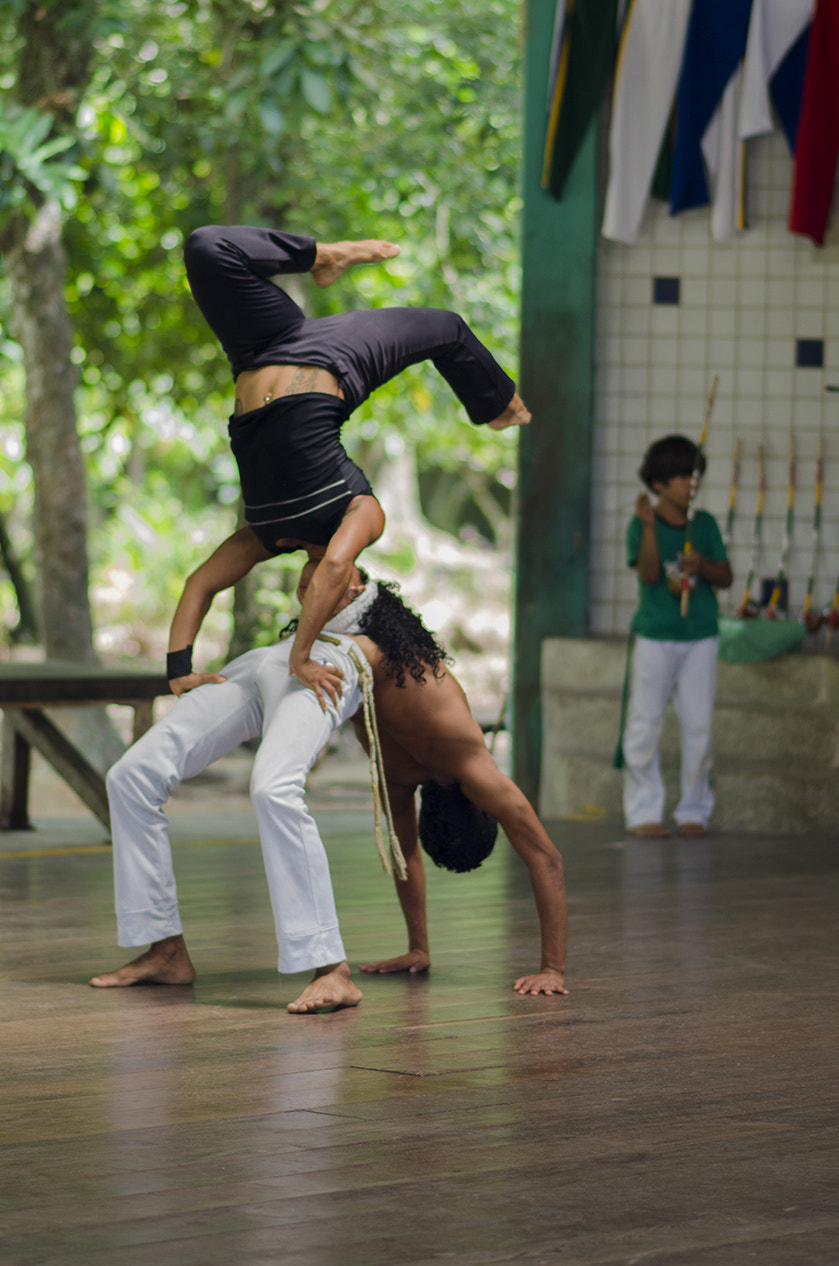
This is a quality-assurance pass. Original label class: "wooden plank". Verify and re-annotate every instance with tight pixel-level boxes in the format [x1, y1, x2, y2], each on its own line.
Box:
[5, 707, 110, 829]
[0, 711, 32, 830]
[0, 662, 169, 706]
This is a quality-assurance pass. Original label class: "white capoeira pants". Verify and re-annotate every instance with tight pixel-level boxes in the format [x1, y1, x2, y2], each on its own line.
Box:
[622, 635, 718, 830]
[106, 636, 362, 973]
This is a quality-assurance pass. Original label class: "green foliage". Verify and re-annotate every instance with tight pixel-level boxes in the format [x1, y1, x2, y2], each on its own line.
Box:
[0, 103, 86, 217]
[0, 0, 523, 652]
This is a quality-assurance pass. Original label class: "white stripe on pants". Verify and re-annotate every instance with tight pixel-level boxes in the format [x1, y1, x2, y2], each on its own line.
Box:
[622, 635, 718, 830]
[106, 637, 362, 973]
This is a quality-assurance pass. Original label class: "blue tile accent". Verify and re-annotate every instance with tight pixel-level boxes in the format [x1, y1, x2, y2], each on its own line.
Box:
[796, 338, 823, 368]
[653, 277, 680, 305]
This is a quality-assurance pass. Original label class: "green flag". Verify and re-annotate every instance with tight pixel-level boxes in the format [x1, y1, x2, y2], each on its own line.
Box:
[542, 0, 619, 199]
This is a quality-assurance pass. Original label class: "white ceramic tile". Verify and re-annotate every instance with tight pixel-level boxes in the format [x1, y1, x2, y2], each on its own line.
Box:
[624, 246, 653, 277]
[766, 308, 794, 341]
[733, 398, 764, 429]
[764, 368, 794, 402]
[736, 338, 766, 369]
[599, 364, 623, 396]
[710, 277, 738, 307]
[619, 423, 650, 456]
[674, 335, 706, 372]
[709, 246, 736, 276]
[768, 245, 797, 276]
[623, 276, 652, 306]
[621, 396, 650, 425]
[733, 368, 764, 397]
[795, 278, 826, 309]
[794, 312, 824, 340]
[651, 307, 681, 337]
[708, 337, 736, 367]
[678, 309, 708, 339]
[623, 366, 649, 394]
[763, 394, 794, 429]
[738, 278, 768, 308]
[622, 336, 650, 366]
[649, 395, 678, 425]
[793, 367, 826, 398]
[650, 366, 678, 396]
[791, 399, 824, 432]
[710, 308, 736, 337]
[682, 278, 709, 307]
[651, 337, 679, 367]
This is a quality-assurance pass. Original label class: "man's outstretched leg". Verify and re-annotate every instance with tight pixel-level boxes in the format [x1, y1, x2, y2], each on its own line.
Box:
[310, 239, 400, 288]
[286, 961, 363, 1014]
[89, 934, 196, 987]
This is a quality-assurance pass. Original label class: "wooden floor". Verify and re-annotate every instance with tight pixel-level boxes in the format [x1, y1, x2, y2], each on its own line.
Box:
[1, 780, 838, 1264]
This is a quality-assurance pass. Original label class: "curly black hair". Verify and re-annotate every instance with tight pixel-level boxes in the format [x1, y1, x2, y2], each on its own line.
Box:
[418, 782, 498, 873]
[279, 574, 451, 688]
[357, 580, 451, 687]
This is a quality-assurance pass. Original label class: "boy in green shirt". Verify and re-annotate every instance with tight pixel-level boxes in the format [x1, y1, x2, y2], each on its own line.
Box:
[622, 435, 733, 837]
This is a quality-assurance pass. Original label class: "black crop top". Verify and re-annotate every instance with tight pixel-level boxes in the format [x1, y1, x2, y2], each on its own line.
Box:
[228, 393, 374, 554]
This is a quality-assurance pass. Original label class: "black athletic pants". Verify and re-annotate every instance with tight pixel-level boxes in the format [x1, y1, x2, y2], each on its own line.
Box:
[183, 225, 516, 426]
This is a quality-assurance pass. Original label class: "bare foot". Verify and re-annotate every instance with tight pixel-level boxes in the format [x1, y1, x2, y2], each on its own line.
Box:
[488, 392, 531, 430]
[678, 822, 707, 837]
[628, 823, 671, 838]
[89, 935, 196, 988]
[311, 239, 400, 288]
[287, 961, 362, 1014]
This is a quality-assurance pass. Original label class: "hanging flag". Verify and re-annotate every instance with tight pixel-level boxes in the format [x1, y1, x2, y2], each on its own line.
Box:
[701, 66, 746, 239]
[789, 0, 839, 246]
[670, 0, 754, 215]
[602, 0, 692, 243]
[542, 0, 619, 200]
[769, 24, 811, 152]
[739, 0, 813, 150]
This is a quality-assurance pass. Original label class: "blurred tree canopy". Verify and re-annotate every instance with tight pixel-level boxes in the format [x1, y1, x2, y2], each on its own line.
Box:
[0, 0, 523, 666]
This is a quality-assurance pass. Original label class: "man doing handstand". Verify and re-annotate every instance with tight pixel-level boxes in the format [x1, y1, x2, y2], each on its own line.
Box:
[180, 225, 530, 705]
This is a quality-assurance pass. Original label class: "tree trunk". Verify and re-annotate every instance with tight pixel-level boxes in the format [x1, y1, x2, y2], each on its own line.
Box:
[0, 507, 39, 644]
[6, 202, 97, 663]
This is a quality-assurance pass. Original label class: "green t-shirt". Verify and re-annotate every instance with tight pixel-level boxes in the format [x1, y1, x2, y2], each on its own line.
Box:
[626, 509, 728, 641]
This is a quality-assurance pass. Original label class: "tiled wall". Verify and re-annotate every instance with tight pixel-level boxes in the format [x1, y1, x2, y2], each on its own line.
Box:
[591, 129, 839, 635]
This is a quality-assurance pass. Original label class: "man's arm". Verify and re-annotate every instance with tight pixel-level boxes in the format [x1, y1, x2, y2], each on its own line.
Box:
[168, 527, 271, 696]
[289, 496, 385, 709]
[456, 753, 567, 996]
[359, 781, 431, 975]
[348, 709, 430, 974]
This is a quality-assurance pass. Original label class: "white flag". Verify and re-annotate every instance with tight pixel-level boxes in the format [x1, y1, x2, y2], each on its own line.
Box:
[602, 0, 693, 243]
[739, 0, 813, 140]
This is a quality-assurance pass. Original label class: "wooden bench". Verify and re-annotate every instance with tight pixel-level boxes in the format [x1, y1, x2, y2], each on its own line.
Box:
[0, 662, 170, 832]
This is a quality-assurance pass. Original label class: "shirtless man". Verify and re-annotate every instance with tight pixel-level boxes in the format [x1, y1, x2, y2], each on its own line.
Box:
[342, 584, 567, 998]
[180, 225, 530, 706]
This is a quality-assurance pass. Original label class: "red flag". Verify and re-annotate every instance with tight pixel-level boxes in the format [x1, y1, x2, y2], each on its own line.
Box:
[789, 0, 839, 245]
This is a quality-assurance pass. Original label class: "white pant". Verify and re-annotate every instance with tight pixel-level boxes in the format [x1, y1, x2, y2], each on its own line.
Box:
[106, 637, 362, 973]
[622, 636, 718, 830]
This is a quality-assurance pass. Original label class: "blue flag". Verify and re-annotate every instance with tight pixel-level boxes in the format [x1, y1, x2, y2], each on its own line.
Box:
[670, 0, 754, 214]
